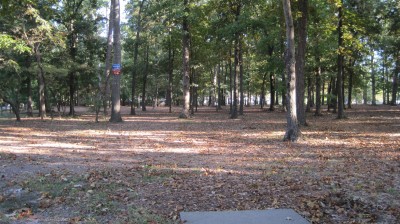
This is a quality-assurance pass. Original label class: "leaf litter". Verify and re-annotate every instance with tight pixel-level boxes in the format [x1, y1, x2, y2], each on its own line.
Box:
[0, 105, 399, 223]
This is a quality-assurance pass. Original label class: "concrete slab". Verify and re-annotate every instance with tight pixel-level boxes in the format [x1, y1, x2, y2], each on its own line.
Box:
[180, 209, 310, 224]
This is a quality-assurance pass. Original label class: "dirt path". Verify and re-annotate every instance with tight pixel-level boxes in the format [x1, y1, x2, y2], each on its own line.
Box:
[1, 105, 399, 223]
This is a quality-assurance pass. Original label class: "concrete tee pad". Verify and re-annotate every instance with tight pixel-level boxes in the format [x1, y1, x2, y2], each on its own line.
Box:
[180, 209, 310, 224]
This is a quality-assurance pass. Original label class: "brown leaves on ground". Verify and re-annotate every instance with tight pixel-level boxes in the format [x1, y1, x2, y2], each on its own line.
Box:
[0, 105, 399, 223]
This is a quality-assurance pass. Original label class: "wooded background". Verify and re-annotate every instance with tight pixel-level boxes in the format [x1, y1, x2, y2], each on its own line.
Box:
[0, 0, 399, 124]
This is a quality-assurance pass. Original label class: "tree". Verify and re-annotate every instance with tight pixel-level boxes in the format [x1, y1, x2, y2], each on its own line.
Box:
[179, 0, 191, 118]
[336, 0, 345, 119]
[282, 0, 300, 141]
[129, 0, 146, 115]
[109, 0, 123, 122]
[295, 0, 308, 125]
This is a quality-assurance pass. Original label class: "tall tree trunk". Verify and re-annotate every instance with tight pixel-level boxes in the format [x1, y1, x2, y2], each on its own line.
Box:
[391, 51, 399, 106]
[167, 32, 174, 113]
[131, 0, 146, 115]
[239, 39, 244, 115]
[34, 43, 46, 120]
[347, 59, 354, 109]
[371, 53, 376, 106]
[280, 32, 287, 110]
[109, 0, 123, 122]
[306, 74, 312, 112]
[315, 63, 322, 116]
[142, 45, 149, 111]
[26, 74, 33, 117]
[261, 73, 267, 109]
[231, 39, 240, 119]
[269, 73, 275, 111]
[282, 0, 300, 141]
[336, 0, 345, 118]
[68, 25, 77, 117]
[385, 54, 390, 104]
[217, 63, 222, 111]
[363, 72, 368, 104]
[179, 0, 190, 118]
[229, 50, 233, 114]
[231, 3, 241, 119]
[103, 2, 114, 116]
[295, 0, 308, 125]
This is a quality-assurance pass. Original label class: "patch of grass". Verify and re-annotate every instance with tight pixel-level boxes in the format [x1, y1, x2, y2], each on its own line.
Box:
[19, 170, 173, 224]
[25, 176, 78, 198]
[386, 188, 400, 196]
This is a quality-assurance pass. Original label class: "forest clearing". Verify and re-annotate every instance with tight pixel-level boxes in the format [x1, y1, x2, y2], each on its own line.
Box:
[0, 105, 399, 223]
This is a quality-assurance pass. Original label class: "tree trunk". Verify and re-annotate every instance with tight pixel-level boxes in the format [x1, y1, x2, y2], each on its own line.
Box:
[282, 0, 300, 141]
[231, 39, 240, 119]
[363, 72, 368, 105]
[179, 0, 191, 118]
[217, 64, 222, 110]
[26, 75, 33, 117]
[315, 64, 322, 116]
[239, 39, 244, 115]
[269, 73, 275, 111]
[306, 74, 312, 112]
[261, 73, 267, 109]
[131, 0, 146, 115]
[229, 50, 233, 114]
[231, 3, 241, 119]
[2, 98, 20, 122]
[336, 0, 345, 118]
[167, 33, 174, 113]
[347, 59, 354, 109]
[280, 32, 287, 110]
[109, 0, 123, 122]
[371, 53, 376, 106]
[391, 51, 399, 106]
[34, 43, 46, 120]
[103, 2, 114, 116]
[142, 45, 149, 111]
[68, 25, 77, 117]
[295, 0, 308, 125]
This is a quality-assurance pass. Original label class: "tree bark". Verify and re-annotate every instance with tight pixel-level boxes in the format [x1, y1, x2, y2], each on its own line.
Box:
[167, 31, 174, 113]
[142, 45, 149, 111]
[295, 0, 308, 125]
[239, 39, 244, 115]
[347, 59, 354, 109]
[336, 0, 345, 118]
[282, 0, 300, 141]
[26, 74, 33, 117]
[34, 43, 46, 120]
[391, 51, 399, 106]
[314, 63, 322, 116]
[217, 63, 222, 110]
[260, 73, 267, 109]
[131, 0, 146, 115]
[269, 73, 275, 111]
[231, 3, 241, 119]
[179, 0, 191, 118]
[68, 24, 77, 117]
[306, 74, 312, 112]
[102, 1, 113, 116]
[109, 0, 123, 122]
[371, 53, 376, 105]
[2, 98, 20, 122]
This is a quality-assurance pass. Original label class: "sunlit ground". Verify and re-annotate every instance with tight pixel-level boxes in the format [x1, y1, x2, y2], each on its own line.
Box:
[0, 105, 399, 223]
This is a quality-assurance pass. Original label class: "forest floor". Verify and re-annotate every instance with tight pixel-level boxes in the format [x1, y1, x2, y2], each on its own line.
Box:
[0, 105, 399, 224]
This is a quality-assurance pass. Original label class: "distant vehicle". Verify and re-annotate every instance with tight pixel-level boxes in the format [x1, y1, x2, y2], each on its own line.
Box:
[1, 104, 11, 110]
